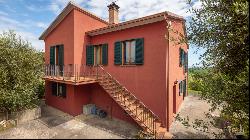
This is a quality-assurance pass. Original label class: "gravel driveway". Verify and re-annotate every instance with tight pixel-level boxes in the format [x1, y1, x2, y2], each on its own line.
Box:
[170, 94, 224, 139]
[0, 95, 224, 139]
[0, 103, 139, 139]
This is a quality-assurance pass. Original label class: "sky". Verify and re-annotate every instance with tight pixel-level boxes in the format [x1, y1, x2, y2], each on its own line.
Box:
[0, 0, 203, 67]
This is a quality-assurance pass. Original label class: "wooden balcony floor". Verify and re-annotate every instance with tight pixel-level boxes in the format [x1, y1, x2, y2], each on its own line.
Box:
[43, 76, 98, 85]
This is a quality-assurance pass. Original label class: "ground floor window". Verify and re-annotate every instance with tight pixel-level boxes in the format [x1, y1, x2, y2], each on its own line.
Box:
[179, 79, 186, 96]
[51, 82, 66, 98]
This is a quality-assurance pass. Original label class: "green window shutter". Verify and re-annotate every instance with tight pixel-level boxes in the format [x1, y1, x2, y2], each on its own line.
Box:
[135, 38, 144, 65]
[183, 79, 186, 95]
[50, 46, 55, 65]
[58, 45, 64, 66]
[62, 84, 66, 98]
[114, 41, 122, 65]
[58, 45, 64, 75]
[179, 81, 183, 96]
[184, 52, 188, 72]
[181, 50, 185, 66]
[179, 82, 181, 96]
[86, 45, 94, 65]
[179, 48, 182, 67]
[51, 82, 57, 96]
[102, 44, 108, 65]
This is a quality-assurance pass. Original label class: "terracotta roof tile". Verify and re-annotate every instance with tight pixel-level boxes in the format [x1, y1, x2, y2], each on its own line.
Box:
[86, 11, 185, 36]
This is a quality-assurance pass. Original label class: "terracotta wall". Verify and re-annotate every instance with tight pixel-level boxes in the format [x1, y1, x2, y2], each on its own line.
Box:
[44, 8, 188, 129]
[167, 18, 188, 128]
[45, 81, 76, 115]
[44, 11, 75, 65]
[73, 9, 107, 67]
[90, 83, 137, 125]
[90, 21, 168, 126]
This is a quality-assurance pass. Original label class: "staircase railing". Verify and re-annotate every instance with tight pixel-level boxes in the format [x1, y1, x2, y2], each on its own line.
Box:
[44, 64, 98, 83]
[97, 65, 162, 137]
[44, 64, 164, 137]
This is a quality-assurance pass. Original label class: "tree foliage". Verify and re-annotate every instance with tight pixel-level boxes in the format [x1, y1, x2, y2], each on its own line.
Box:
[0, 31, 44, 113]
[187, 0, 249, 137]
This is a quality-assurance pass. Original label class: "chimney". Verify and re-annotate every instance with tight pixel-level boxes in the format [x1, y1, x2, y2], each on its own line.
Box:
[107, 2, 120, 24]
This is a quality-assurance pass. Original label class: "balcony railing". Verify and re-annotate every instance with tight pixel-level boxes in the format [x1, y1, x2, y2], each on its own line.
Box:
[44, 64, 99, 85]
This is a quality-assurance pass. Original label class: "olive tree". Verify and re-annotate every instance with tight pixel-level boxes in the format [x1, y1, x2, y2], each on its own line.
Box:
[173, 0, 248, 138]
[0, 31, 44, 118]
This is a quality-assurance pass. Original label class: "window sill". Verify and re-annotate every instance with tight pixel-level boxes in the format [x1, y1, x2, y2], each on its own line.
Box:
[119, 65, 137, 67]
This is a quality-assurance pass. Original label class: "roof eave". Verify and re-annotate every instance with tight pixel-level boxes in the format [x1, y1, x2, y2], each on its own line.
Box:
[86, 11, 185, 37]
[39, 2, 108, 40]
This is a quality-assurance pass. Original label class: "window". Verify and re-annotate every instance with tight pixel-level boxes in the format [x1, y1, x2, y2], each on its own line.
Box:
[123, 40, 136, 64]
[50, 45, 64, 75]
[179, 79, 187, 96]
[95, 45, 102, 65]
[179, 81, 183, 96]
[114, 38, 144, 65]
[51, 82, 66, 98]
[50, 45, 64, 66]
[86, 44, 108, 66]
[184, 52, 188, 73]
[179, 48, 184, 67]
[179, 48, 188, 73]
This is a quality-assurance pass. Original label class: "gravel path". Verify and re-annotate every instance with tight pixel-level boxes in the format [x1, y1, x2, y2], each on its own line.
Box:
[169, 95, 224, 139]
[0, 95, 224, 139]
[0, 104, 139, 139]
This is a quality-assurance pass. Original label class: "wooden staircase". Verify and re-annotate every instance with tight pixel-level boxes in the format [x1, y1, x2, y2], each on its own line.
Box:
[96, 66, 172, 139]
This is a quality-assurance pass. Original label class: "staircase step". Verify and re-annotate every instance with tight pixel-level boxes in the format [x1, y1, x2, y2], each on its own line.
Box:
[103, 85, 119, 90]
[101, 82, 117, 87]
[119, 99, 137, 109]
[113, 93, 133, 100]
[97, 68, 170, 139]
[106, 88, 125, 94]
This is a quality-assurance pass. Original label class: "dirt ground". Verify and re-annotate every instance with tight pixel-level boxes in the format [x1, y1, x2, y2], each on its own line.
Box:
[169, 94, 224, 139]
[0, 95, 224, 139]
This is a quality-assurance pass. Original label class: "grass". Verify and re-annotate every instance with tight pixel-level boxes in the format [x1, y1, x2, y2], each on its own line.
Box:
[188, 89, 201, 96]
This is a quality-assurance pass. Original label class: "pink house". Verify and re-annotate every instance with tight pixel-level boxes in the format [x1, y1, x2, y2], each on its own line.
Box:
[39, 2, 188, 138]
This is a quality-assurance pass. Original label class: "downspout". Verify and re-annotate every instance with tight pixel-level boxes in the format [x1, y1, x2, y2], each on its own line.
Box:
[164, 14, 170, 131]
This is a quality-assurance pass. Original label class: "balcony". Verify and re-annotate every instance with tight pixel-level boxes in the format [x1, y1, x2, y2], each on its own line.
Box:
[44, 64, 100, 85]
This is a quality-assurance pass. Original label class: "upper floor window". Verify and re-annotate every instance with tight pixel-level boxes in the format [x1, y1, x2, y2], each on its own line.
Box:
[95, 45, 102, 65]
[86, 44, 108, 66]
[124, 40, 136, 64]
[50, 45, 64, 66]
[179, 48, 188, 73]
[114, 38, 144, 65]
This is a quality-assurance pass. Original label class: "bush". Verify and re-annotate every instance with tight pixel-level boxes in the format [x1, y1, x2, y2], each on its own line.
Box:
[0, 31, 44, 114]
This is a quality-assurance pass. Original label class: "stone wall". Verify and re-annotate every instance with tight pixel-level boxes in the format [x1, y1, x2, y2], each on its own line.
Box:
[0, 106, 41, 124]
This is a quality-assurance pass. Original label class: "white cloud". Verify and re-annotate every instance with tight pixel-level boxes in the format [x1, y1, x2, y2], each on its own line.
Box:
[36, 22, 48, 29]
[17, 31, 44, 51]
[0, 11, 8, 16]
[0, 15, 47, 51]
[47, 0, 201, 21]
[1, 0, 201, 52]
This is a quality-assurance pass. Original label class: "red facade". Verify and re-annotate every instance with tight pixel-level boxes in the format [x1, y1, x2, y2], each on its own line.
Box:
[41, 3, 188, 130]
